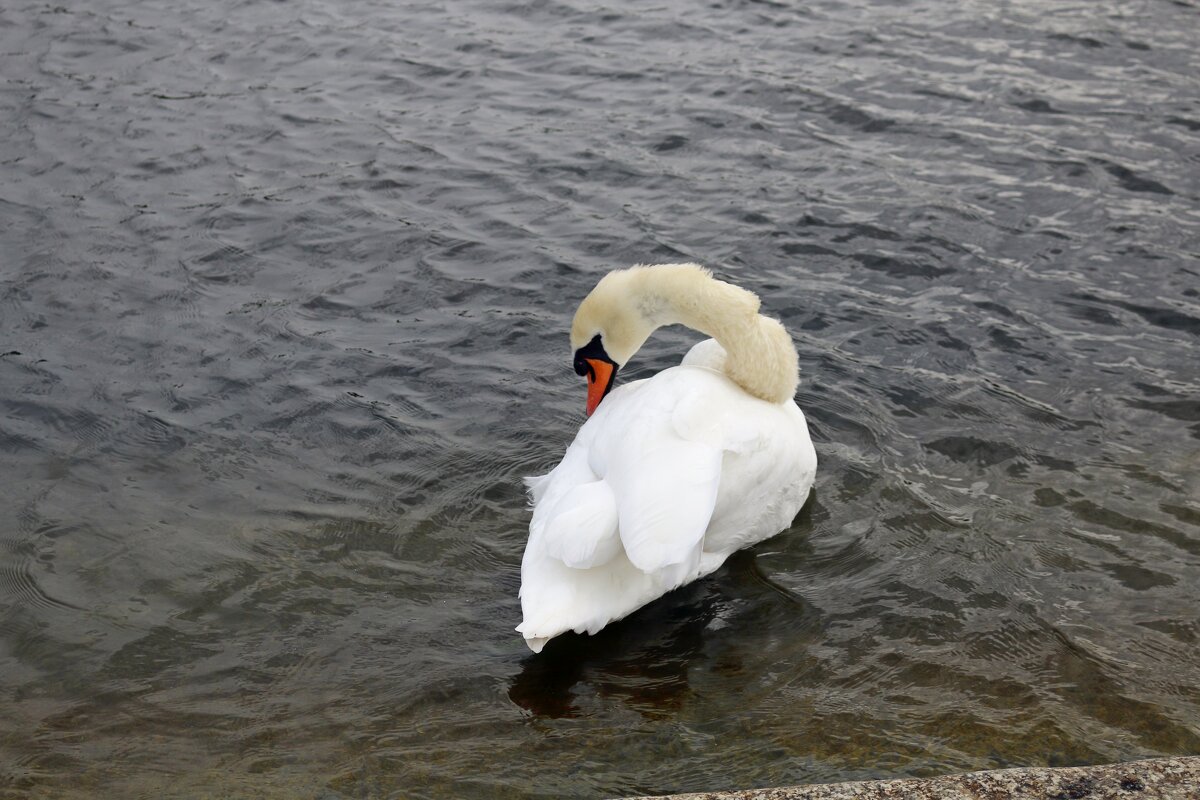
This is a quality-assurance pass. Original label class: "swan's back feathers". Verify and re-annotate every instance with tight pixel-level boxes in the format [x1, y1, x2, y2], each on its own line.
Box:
[680, 337, 727, 372]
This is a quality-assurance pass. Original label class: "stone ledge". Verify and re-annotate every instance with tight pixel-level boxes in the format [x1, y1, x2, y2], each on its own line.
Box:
[625, 756, 1200, 800]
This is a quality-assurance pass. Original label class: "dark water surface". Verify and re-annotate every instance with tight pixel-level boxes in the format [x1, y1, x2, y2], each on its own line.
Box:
[2, 0, 1199, 797]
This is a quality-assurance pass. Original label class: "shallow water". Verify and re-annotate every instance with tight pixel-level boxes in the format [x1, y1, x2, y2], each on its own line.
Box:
[1, 0, 1198, 797]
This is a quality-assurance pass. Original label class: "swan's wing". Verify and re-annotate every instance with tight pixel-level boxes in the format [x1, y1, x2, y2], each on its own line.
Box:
[523, 473, 553, 505]
[527, 442, 593, 539]
[527, 439, 622, 570]
[541, 480, 620, 569]
[610, 434, 722, 576]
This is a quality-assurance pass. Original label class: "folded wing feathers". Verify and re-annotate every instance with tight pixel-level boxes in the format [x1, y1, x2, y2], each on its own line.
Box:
[541, 480, 621, 569]
[533, 373, 731, 581]
[523, 473, 552, 505]
[613, 440, 722, 573]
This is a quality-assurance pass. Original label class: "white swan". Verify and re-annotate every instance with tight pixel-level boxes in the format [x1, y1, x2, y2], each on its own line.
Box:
[517, 264, 817, 653]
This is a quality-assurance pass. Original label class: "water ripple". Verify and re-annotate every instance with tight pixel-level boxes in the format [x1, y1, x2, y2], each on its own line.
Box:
[1, 0, 1199, 796]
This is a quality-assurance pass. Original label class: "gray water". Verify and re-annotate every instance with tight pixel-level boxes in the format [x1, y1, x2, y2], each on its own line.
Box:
[2, 0, 1199, 797]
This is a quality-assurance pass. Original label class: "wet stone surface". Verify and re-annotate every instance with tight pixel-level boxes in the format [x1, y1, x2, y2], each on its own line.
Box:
[628, 757, 1200, 799]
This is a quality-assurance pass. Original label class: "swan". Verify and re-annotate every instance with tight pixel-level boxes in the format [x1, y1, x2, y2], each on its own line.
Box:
[517, 263, 817, 653]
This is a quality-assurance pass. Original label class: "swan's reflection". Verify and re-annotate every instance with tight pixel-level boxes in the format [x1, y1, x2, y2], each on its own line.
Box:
[509, 545, 820, 719]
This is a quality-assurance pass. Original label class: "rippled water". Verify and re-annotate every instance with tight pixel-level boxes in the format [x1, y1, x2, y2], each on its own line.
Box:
[2, 0, 1198, 797]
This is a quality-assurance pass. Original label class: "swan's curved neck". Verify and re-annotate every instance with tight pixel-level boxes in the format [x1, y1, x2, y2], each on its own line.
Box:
[630, 266, 799, 403]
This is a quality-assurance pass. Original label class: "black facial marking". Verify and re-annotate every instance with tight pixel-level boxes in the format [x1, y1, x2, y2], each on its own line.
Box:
[573, 333, 614, 376]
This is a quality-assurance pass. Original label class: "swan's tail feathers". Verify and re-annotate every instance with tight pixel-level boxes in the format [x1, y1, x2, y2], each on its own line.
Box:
[515, 616, 559, 653]
[521, 633, 549, 654]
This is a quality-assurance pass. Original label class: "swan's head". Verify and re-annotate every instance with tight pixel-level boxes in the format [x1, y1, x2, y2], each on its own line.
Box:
[569, 268, 658, 416]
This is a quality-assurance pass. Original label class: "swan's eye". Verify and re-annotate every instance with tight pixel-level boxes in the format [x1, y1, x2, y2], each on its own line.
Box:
[574, 333, 609, 378]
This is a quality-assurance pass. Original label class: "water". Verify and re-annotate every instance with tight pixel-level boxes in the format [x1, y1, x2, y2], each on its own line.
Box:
[1, 0, 1198, 796]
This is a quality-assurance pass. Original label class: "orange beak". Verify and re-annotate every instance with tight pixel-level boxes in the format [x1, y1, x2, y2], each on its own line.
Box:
[584, 358, 615, 417]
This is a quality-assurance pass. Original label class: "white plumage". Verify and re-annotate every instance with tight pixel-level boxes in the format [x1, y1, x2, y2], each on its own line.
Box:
[517, 265, 817, 653]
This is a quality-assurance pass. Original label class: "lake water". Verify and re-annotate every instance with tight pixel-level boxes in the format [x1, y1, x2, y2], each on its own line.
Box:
[1, 0, 1198, 797]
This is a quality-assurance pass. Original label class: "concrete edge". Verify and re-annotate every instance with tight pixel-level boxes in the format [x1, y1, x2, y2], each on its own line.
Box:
[622, 755, 1200, 800]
